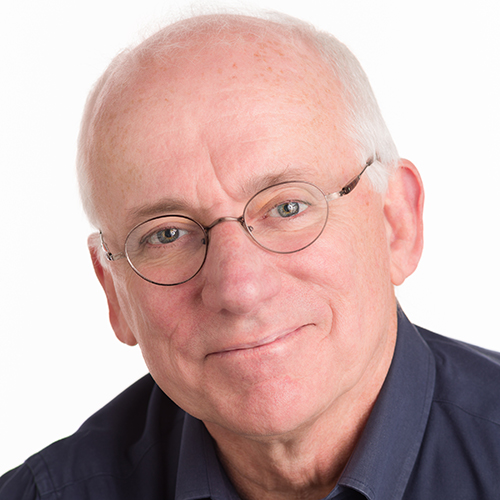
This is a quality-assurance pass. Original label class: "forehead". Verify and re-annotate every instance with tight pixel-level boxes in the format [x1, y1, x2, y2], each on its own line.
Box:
[91, 31, 353, 232]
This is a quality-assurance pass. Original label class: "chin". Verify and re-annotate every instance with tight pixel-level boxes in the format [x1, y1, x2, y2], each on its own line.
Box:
[203, 377, 332, 440]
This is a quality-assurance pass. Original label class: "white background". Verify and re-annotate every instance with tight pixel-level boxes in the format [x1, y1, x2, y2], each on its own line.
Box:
[1, 0, 499, 475]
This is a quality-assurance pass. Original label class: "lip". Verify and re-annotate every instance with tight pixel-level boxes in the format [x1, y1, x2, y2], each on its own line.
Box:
[208, 324, 311, 357]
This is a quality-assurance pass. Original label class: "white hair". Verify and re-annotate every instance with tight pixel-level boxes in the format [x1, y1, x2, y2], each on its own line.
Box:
[77, 11, 399, 226]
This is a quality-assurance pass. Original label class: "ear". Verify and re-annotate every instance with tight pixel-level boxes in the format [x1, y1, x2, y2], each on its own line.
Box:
[88, 234, 138, 346]
[383, 160, 424, 286]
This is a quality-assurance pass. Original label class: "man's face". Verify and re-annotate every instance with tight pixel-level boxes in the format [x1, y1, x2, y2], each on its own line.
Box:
[92, 37, 399, 438]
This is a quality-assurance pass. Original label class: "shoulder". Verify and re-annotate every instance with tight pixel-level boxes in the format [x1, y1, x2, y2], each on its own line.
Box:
[404, 326, 500, 499]
[0, 465, 38, 500]
[417, 325, 500, 421]
[0, 375, 184, 500]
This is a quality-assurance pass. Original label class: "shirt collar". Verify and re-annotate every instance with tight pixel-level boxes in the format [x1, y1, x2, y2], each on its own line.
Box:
[175, 308, 436, 500]
[338, 307, 436, 499]
[175, 413, 240, 500]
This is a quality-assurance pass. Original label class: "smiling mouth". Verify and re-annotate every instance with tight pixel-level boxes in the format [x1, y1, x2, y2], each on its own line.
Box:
[209, 324, 312, 356]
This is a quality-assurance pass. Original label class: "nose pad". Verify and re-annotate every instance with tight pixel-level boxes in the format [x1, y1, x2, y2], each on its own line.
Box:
[200, 220, 281, 314]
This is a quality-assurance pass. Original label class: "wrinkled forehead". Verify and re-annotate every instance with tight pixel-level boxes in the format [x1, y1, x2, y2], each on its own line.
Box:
[86, 25, 351, 232]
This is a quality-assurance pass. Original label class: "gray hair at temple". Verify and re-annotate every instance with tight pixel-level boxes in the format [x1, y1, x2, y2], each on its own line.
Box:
[77, 11, 399, 227]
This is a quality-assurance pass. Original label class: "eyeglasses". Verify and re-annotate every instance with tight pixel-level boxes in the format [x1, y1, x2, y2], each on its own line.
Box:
[100, 159, 372, 286]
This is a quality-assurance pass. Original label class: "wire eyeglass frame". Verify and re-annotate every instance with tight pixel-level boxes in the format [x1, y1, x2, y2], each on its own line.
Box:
[100, 158, 373, 286]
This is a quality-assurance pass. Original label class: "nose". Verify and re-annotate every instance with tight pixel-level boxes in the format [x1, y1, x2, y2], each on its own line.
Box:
[199, 220, 281, 315]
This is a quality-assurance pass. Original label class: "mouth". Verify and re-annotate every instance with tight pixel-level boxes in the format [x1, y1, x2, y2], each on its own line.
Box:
[208, 324, 312, 357]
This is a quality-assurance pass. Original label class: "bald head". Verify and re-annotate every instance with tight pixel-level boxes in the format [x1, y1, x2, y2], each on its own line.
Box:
[77, 12, 398, 228]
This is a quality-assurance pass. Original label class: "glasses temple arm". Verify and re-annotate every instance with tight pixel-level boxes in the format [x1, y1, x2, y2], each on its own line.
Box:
[99, 231, 125, 262]
[326, 157, 374, 201]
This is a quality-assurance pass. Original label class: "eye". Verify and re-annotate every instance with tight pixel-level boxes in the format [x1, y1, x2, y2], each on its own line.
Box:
[269, 200, 309, 218]
[146, 227, 188, 245]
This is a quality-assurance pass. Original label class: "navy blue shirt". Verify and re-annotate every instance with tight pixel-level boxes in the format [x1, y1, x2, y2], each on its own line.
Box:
[2, 309, 500, 499]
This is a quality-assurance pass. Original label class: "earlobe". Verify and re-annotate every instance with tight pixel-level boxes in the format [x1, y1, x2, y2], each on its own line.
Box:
[383, 160, 424, 286]
[88, 235, 138, 346]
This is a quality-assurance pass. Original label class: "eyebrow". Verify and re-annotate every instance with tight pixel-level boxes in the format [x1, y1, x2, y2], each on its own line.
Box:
[127, 199, 192, 225]
[241, 165, 316, 196]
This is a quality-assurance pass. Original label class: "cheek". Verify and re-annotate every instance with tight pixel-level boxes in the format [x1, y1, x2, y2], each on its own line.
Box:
[294, 214, 390, 300]
[114, 278, 184, 360]
[332, 196, 391, 283]
[124, 296, 206, 413]
[114, 280, 211, 396]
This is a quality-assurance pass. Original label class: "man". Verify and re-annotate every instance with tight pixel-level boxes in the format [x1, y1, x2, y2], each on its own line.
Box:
[1, 12, 500, 500]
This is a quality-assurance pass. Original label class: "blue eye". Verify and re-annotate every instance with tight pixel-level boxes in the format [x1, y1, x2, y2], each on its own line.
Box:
[270, 201, 309, 218]
[147, 228, 187, 245]
[277, 202, 299, 217]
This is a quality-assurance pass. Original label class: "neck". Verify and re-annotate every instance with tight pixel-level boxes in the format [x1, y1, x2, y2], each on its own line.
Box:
[210, 405, 372, 500]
